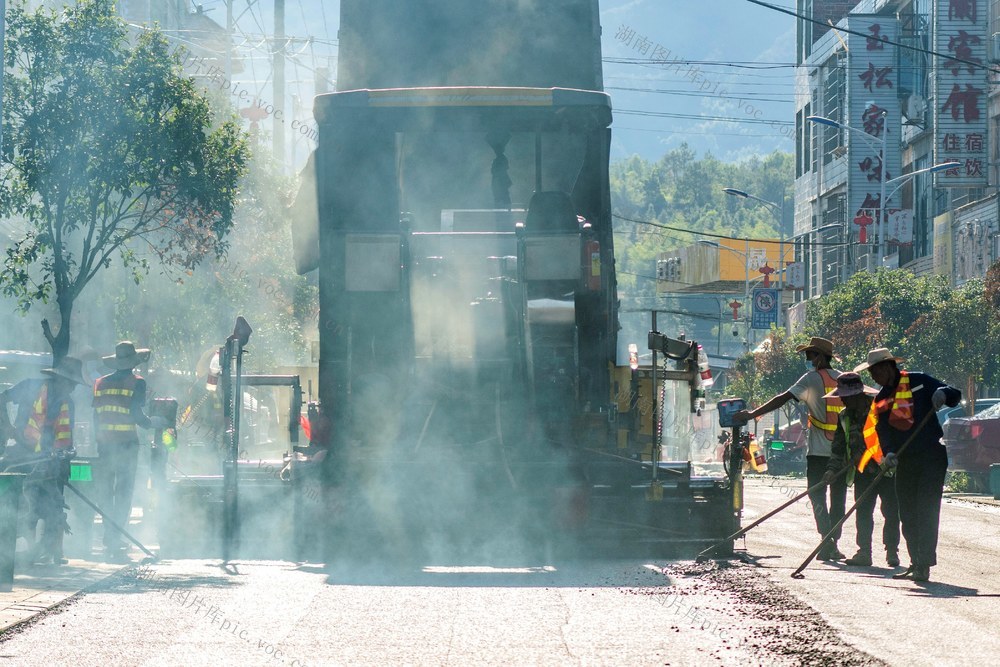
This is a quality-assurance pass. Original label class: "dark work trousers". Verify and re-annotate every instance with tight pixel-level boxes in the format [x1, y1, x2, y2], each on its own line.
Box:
[96, 442, 140, 551]
[895, 448, 948, 568]
[807, 455, 847, 543]
[22, 457, 69, 559]
[853, 469, 900, 555]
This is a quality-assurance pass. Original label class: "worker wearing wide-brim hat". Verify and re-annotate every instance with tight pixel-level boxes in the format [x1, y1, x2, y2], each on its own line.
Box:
[92, 341, 167, 563]
[0, 355, 87, 565]
[820, 372, 900, 569]
[734, 336, 847, 561]
[854, 347, 960, 582]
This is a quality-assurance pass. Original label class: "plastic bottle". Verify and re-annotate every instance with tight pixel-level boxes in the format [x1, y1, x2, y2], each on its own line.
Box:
[697, 344, 714, 387]
[750, 437, 768, 473]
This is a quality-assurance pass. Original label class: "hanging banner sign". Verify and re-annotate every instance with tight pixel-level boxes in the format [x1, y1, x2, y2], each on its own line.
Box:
[786, 262, 805, 290]
[887, 209, 914, 245]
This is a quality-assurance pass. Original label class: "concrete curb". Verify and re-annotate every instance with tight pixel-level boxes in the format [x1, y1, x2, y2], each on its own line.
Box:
[0, 559, 130, 634]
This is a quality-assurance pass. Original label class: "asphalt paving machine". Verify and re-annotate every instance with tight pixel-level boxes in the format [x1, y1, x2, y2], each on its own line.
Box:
[301, 86, 742, 560]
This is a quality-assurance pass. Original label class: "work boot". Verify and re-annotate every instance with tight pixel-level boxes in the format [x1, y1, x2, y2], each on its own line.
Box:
[892, 565, 915, 580]
[817, 539, 841, 561]
[845, 550, 873, 566]
[912, 566, 930, 582]
[886, 549, 900, 568]
[105, 548, 132, 564]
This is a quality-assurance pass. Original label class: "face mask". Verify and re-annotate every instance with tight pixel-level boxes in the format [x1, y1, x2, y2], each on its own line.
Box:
[804, 359, 814, 372]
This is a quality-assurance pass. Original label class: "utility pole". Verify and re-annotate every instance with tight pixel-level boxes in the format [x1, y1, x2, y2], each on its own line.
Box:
[224, 0, 233, 82]
[273, 0, 286, 163]
[1, 0, 6, 157]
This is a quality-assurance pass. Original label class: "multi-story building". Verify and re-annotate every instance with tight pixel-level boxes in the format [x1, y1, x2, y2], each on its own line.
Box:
[791, 0, 999, 326]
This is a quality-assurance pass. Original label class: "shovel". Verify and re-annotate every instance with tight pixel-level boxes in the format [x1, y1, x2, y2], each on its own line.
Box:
[791, 410, 935, 579]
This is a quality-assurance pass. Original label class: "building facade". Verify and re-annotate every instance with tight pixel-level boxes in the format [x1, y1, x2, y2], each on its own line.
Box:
[793, 0, 1000, 316]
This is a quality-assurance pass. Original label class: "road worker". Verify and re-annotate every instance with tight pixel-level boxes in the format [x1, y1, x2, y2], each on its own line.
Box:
[734, 336, 846, 560]
[854, 348, 960, 583]
[0, 356, 87, 565]
[821, 372, 900, 568]
[93, 342, 168, 562]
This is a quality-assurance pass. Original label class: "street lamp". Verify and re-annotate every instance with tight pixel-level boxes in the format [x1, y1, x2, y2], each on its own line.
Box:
[883, 161, 961, 201]
[807, 113, 890, 262]
[722, 188, 784, 228]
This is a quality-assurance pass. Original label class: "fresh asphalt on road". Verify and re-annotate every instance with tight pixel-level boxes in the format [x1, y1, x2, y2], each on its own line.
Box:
[0, 477, 995, 666]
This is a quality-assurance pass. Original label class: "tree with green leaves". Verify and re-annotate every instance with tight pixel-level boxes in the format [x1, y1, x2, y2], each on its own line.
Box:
[725, 329, 808, 434]
[804, 268, 948, 371]
[0, 0, 249, 362]
[610, 145, 793, 335]
[905, 278, 1000, 410]
[107, 151, 317, 374]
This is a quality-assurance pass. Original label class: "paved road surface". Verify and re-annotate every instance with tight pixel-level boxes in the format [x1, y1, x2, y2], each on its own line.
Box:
[0, 477, 996, 666]
[742, 476, 1000, 667]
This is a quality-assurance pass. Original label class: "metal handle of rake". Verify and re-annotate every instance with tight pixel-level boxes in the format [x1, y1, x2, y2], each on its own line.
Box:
[790, 409, 935, 579]
[64, 481, 158, 561]
[695, 462, 852, 561]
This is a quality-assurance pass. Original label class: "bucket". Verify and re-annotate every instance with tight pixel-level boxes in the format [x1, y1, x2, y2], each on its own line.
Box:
[990, 464, 1000, 500]
[0, 473, 25, 591]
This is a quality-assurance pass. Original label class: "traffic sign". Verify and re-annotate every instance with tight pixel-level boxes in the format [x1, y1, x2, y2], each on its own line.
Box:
[751, 287, 778, 330]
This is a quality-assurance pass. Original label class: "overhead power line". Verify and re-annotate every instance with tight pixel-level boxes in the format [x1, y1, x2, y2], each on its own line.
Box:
[617, 109, 794, 127]
[744, 0, 1000, 76]
[612, 214, 851, 247]
[607, 86, 794, 103]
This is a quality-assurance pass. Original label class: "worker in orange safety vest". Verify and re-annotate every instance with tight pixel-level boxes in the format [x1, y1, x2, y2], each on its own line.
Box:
[822, 372, 901, 569]
[92, 342, 168, 563]
[0, 356, 87, 565]
[734, 336, 846, 561]
[855, 348, 960, 583]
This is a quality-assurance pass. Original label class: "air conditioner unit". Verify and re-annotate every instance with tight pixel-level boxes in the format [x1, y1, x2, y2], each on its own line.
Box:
[858, 253, 879, 272]
[990, 33, 1000, 64]
[904, 94, 927, 121]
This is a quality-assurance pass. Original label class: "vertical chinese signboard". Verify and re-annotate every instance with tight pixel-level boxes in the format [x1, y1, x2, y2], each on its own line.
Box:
[934, 0, 988, 188]
[847, 16, 901, 247]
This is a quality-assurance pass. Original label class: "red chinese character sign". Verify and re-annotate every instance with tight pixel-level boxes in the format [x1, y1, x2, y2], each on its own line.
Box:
[934, 0, 988, 187]
[846, 16, 901, 247]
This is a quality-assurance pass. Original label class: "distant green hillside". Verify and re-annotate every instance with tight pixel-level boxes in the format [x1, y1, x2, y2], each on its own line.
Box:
[610, 145, 793, 297]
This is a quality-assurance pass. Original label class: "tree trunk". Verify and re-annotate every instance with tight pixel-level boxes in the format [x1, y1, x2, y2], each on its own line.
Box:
[967, 375, 976, 415]
[42, 295, 74, 364]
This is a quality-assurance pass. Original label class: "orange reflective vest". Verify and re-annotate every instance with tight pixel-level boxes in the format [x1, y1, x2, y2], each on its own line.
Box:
[885, 370, 914, 430]
[23, 382, 73, 452]
[857, 402, 883, 472]
[808, 369, 844, 441]
[858, 370, 913, 471]
[93, 373, 140, 443]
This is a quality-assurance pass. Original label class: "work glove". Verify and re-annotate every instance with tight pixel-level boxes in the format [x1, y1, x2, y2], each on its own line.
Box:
[150, 416, 171, 430]
[882, 452, 899, 469]
[932, 388, 947, 411]
[821, 470, 837, 485]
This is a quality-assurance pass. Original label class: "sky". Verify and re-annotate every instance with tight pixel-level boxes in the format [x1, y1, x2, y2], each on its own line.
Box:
[202, 0, 796, 167]
[600, 0, 797, 162]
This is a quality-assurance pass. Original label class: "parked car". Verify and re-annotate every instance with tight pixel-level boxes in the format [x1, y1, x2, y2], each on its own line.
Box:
[941, 399, 1000, 486]
[937, 398, 1000, 427]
